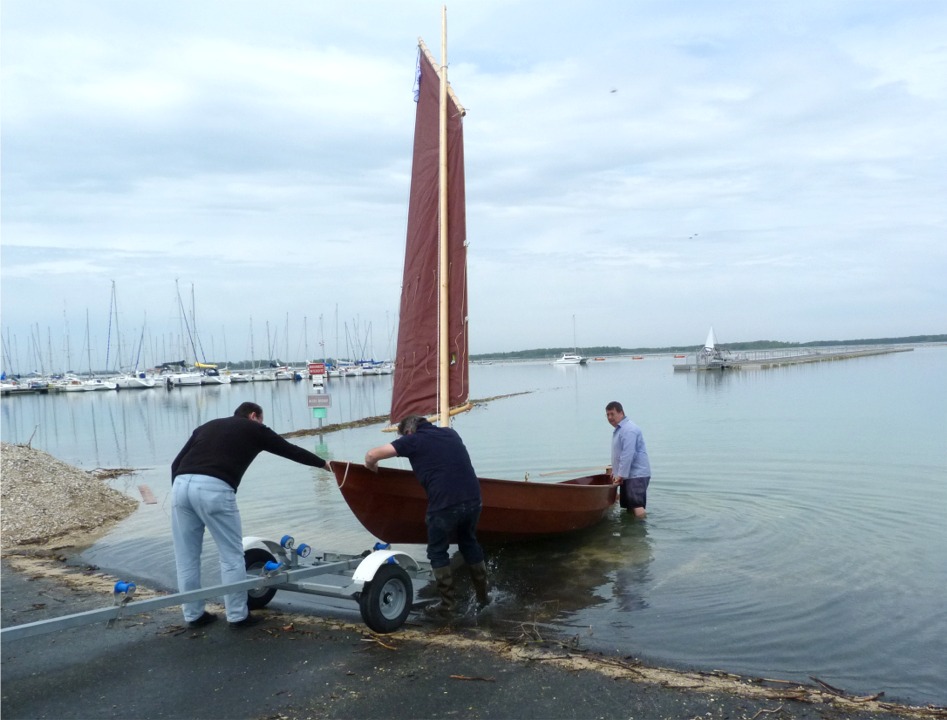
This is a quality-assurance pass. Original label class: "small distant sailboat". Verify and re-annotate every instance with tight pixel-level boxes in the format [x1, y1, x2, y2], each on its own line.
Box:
[112, 303, 156, 390]
[689, 326, 735, 370]
[60, 309, 117, 391]
[555, 315, 587, 364]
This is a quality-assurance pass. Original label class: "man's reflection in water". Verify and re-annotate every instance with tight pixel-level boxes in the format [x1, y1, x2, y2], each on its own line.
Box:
[450, 510, 654, 626]
[612, 516, 652, 613]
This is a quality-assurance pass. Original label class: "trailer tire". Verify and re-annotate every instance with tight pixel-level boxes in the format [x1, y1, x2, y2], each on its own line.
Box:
[245, 548, 278, 610]
[359, 563, 412, 633]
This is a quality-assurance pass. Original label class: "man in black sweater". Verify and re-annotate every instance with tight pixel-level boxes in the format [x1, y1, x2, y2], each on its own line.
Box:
[171, 401, 330, 628]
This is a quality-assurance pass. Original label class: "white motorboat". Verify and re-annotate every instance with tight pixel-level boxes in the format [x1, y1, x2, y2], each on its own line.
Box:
[198, 365, 231, 385]
[57, 375, 117, 391]
[201, 373, 231, 385]
[167, 371, 203, 387]
[113, 372, 156, 390]
[273, 366, 296, 381]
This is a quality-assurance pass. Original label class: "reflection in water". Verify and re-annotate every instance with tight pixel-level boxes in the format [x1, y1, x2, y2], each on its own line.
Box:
[687, 367, 736, 392]
[456, 511, 653, 628]
[0, 375, 394, 469]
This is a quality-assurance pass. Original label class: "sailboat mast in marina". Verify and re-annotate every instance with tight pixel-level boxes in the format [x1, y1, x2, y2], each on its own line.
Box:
[389, 7, 470, 428]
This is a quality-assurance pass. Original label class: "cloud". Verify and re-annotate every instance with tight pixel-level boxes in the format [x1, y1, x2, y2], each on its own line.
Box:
[2, 0, 945, 370]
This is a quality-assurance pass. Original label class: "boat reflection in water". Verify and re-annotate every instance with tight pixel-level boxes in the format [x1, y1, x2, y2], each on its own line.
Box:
[444, 512, 653, 626]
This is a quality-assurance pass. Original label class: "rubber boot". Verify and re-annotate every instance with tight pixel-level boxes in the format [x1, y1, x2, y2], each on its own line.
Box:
[425, 565, 456, 619]
[469, 561, 491, 609]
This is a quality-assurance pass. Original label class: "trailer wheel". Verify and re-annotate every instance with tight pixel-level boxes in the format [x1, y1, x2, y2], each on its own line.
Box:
[359, 563, 412, 633]
[245, 548, 278, 610]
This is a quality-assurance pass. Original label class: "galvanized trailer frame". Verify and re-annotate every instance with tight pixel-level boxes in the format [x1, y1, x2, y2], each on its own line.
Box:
[1, 534, 434, 642]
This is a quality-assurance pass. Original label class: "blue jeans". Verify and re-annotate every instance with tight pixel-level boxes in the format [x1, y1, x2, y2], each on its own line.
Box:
[425, 499, 484, 569]
[171, 474, 249, 623]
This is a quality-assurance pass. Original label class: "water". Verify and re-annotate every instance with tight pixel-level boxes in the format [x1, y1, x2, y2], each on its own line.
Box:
[3, 348, 945, 705]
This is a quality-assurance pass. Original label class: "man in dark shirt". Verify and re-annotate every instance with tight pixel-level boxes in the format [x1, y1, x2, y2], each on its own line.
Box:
[171, 401, 330, 628]
[365, 415, 489, 617]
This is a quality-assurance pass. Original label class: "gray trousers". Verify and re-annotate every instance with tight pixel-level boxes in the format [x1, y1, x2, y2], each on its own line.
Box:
[171, 474, 248, 623]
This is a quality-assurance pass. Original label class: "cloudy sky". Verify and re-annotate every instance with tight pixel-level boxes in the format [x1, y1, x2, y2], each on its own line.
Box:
[2, 0, 945, 372]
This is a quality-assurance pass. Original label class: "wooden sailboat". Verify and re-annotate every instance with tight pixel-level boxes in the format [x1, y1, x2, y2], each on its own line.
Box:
[332, 11, 616, 544]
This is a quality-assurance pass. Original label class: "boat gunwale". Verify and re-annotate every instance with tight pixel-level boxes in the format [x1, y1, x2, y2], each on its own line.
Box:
[333, 461, 615, 491]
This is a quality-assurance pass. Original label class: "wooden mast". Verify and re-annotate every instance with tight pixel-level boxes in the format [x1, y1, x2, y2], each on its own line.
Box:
[437, 4, 450, 427]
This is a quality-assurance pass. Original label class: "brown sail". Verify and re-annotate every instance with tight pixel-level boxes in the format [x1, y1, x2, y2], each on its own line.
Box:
[389, 41, 469, 425]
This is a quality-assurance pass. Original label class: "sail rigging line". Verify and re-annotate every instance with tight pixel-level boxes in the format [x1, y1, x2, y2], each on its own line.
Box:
[437, 6, 450, 426]
[192, 284, 210, 364]
[133, 322, 146, 372]
[104, 281, 116, 373]
[175, 279, 200, 364]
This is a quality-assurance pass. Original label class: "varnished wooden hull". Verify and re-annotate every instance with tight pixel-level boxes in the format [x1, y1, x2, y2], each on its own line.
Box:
[332, 462, 617, 544]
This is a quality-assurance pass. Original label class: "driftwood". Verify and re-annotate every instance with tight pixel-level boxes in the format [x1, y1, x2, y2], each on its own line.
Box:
[449, 674, 495, 682]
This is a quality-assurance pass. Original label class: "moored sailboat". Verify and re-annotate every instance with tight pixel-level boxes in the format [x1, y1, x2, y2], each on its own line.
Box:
[332, 20, 616, 544]
[554, 315, 587, 364]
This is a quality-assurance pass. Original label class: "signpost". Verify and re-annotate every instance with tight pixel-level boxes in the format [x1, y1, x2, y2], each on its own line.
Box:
[308, 389, 330, 421]
[307, 394, 331, 409]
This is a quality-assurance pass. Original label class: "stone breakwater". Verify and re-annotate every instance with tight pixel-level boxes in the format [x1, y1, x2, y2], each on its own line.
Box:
[0, 442, 138, 549]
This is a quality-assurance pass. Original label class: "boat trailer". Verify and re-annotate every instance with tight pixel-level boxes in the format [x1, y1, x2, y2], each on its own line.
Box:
[2, 533, 434, 642]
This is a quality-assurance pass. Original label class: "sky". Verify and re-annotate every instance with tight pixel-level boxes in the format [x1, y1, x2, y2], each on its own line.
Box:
[2, 0, 945, 372]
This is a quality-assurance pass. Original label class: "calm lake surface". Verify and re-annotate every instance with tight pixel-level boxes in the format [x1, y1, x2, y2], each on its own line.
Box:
[3, 346, 945, 705]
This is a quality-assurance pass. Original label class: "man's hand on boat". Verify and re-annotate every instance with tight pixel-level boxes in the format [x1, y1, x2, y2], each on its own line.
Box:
[365, 443, 398, 473]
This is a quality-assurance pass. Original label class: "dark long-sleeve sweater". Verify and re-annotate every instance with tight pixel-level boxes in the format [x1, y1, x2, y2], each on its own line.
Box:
[171, 415, 326, 491]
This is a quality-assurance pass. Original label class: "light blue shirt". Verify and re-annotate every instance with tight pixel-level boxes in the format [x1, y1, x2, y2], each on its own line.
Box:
[611, 417, 651, 479]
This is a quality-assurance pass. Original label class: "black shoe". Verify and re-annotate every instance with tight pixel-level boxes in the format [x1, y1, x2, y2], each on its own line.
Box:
[187, 611, 218, 628]
[229, 612, 263, 629]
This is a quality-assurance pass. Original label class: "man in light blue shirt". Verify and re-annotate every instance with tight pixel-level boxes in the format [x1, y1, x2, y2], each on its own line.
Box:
[606, 401, 651, 518]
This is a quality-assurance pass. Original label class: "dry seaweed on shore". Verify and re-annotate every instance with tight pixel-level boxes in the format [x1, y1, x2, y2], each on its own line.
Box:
[0, 442, 138, 550]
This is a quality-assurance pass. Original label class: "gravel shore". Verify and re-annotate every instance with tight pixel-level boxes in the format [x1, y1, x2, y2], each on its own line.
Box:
[1, 442, 138, 549]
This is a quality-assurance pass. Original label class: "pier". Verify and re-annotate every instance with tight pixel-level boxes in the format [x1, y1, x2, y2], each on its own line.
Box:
[672, 346, 913, 372]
